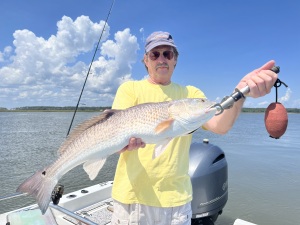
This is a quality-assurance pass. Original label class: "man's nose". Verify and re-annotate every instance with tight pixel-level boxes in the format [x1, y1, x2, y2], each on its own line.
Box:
[157, 53, 167, 62]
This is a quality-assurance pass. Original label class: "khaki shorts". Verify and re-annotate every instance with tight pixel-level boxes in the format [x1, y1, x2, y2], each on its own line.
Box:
[111, 200, 192, 225]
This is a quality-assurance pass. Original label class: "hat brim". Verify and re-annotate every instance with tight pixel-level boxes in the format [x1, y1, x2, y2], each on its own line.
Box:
[145, 41, 177, 53]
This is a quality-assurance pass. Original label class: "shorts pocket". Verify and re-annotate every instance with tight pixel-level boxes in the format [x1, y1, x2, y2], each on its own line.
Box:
[111, 201, 130, 225]
[111, 213, 129, 225]
[171, 208, 192, 225]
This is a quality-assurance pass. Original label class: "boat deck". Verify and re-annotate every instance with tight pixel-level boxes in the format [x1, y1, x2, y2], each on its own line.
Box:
[1, 181, 114, 225]
[0, 180, 257, 225]
[63, 198, 113, 225]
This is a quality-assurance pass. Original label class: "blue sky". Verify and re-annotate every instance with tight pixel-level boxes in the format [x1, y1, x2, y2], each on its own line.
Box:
[0, 0, 299, 109]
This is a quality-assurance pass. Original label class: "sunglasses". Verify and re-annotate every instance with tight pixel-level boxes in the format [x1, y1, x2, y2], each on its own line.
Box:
[148, 50, 174, 61]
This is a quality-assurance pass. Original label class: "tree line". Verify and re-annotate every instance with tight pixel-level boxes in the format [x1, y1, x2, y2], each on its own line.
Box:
[0, 106, 111, 112]
[0, 106, 299, 113]
[242, 108, 300, 113]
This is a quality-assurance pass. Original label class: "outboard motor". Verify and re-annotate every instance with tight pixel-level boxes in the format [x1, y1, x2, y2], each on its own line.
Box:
[189, 139, 228, 225]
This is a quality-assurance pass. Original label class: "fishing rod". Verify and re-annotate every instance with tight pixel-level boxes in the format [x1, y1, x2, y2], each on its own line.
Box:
[0, 0, 116, 208]
[66, 0, 115, 137]
[0, 192, 27, 201]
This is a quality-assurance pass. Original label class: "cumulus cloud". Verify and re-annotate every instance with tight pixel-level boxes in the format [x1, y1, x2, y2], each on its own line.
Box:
[0, 46, 13, 62]
[139, 27, 145, 43]
[279, 87, 291, 103]
[0, 16, 139, 108]
[257, 101, 269, 106]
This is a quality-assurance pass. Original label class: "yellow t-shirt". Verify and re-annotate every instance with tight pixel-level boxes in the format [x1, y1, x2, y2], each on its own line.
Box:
[111, 79, 206, 207]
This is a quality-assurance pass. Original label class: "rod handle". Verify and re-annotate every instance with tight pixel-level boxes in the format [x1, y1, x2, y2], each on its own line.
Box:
[240, 65, 280, 95]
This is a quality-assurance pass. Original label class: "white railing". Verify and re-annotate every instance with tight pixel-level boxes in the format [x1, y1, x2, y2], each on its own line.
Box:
[50, 203, 98, 225]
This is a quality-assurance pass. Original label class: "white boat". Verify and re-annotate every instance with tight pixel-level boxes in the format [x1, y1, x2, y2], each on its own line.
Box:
[0, 181, 114, 225]
[0, 141, 257, 225]
[0, 180, 256, 225]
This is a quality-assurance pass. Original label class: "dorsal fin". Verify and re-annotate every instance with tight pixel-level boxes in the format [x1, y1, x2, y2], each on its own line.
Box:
[58, 109, 119, 155]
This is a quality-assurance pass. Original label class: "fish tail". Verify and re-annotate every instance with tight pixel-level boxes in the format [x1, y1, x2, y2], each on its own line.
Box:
[17, 169, 57, 214]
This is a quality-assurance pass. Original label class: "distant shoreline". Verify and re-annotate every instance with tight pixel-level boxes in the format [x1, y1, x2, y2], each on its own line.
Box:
[242, 108, 300, 113]
[0, 110, 105, 112]
[0, 106, 111, 113]
[0, 107, 299, 113]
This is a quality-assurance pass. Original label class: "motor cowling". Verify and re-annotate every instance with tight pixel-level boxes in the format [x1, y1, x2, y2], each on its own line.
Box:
[189, 139, 228, 224]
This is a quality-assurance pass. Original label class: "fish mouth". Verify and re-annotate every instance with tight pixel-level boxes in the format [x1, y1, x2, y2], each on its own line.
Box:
[206, 103, 218, 113]
[207, 103, 224, 115]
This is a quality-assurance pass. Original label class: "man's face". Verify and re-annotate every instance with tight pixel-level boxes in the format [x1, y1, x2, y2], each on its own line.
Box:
[144, 45, 177, 85]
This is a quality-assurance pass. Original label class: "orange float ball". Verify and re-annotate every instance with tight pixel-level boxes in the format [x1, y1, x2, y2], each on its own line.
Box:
[264, 102, 288, 139]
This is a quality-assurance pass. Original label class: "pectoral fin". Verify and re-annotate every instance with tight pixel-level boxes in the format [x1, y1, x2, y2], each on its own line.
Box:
[153, 138, 172, 159]
[155, 119, 174, 134]
[83, 158, 107, 180]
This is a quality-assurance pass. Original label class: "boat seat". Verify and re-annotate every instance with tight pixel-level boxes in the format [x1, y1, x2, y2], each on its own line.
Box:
[6, 208, 57, 225]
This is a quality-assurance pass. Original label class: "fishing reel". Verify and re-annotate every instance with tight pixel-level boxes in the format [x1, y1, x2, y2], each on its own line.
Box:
[51, 184, 64, 205]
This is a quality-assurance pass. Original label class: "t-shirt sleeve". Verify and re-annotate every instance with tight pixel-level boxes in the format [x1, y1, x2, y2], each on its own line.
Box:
[186, 85, 206, 99]
[112, 81, 137, 110]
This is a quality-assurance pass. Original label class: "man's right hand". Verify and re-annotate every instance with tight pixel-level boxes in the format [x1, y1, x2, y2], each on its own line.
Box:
[119, 137, 146, 153]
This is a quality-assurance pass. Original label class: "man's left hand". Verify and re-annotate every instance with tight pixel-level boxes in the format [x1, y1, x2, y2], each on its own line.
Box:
[236, 60, 278, 98]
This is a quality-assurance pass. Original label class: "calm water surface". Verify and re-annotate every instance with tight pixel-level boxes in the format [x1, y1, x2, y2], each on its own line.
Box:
[0, 112, 299, 225]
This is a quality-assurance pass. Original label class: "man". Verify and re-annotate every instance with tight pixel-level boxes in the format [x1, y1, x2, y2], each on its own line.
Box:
[110, 31, 278, 225]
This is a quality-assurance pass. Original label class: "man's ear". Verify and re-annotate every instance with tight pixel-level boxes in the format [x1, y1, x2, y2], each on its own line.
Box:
[143, 54, 148, 63]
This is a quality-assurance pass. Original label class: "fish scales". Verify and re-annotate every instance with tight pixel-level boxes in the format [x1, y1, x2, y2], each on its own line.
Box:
[17, 98, 216, 214]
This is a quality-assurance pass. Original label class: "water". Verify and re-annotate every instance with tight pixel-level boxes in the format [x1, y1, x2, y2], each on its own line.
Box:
[0, 112, 299, 225]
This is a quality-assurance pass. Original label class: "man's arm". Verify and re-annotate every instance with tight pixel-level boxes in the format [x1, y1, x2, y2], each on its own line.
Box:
[203, 60, 278, 134]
